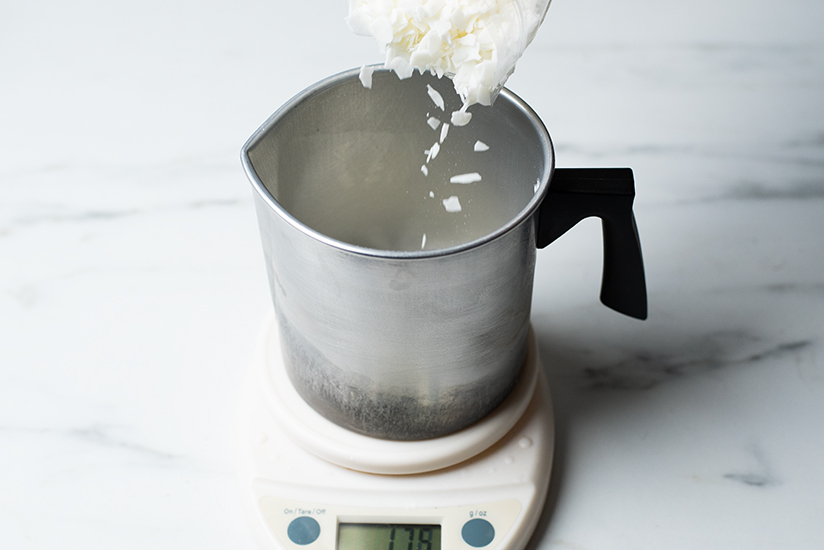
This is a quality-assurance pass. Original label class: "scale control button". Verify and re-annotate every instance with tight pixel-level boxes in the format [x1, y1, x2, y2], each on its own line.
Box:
[287, 516, 321, 545]
[461, 518, 495, 548]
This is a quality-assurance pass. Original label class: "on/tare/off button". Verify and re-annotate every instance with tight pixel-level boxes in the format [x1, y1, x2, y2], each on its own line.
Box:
[287, 516, 320, 545]
[461, 518, 495, 547]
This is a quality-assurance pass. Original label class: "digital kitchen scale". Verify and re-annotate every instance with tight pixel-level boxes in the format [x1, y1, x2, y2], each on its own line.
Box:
[236, 313, 554, 550]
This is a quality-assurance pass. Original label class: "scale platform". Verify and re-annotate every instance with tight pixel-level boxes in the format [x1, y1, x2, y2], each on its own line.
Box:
[236, 314, 554, 550]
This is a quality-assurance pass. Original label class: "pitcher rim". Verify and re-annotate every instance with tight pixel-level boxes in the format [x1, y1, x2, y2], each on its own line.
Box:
[241, 66, 555, 259]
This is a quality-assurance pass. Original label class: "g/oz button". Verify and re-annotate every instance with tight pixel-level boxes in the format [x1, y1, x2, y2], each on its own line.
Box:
[287, 516, 320, 545]
[462, 518, 495, 547]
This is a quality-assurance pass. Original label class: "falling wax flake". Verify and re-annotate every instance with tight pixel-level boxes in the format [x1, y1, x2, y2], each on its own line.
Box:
[426, 84, 445, 110]
[358, 65, 374, 88]
[427, 116, 441, 130]
[425, 142, 440, 162]
[439, 123, 450, 143]
[450, 172, 482, 184]
[442, 196, 462, 212]
[421, 165, 429, 176]
[451, 105, 472, 126]
[421, 234, 427, 249]
[474, 140, 489, 152]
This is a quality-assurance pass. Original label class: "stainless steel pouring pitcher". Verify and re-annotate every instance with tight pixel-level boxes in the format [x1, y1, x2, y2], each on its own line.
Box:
[242, 67, 646, 441]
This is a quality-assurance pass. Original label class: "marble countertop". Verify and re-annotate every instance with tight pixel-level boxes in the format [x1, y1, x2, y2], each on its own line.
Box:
[2, 0, 823, 548]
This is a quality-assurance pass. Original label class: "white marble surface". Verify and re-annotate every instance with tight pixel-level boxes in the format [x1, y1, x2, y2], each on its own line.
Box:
[2, 0, 823, 548]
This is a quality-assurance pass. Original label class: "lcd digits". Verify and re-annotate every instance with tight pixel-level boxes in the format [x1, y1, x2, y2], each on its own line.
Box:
[338, 523, 442, 550]
[389, 525, 435, 550]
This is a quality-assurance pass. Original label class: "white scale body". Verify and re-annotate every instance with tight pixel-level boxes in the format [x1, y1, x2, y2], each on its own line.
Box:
[236, 314, 554, 550]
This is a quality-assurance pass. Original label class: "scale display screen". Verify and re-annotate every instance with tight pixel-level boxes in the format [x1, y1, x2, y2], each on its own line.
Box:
[338, 523, 441, 550]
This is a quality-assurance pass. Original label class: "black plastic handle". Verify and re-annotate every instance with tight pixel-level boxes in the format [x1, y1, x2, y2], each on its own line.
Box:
[537, 168, 648, 320]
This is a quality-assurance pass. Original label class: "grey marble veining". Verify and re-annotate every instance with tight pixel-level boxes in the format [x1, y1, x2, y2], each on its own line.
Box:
[723, 442, 781, 488]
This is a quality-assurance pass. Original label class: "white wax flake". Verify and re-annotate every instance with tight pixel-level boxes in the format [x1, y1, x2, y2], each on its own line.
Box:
[425, 141, 440, 162]
[450, 172, 482, 184]
[429, 191, 435, 198]
[442, 195, 462, 213]
[358, 65, 374, 88]
[426, 84, 445, 111]
[427, 116, 441, 130]
[473, 140, 489, 152]
[534, 178, 540, 193]
[421, 233, 427, 249]
[439, 122, 450, 143]
[450, 108, 472, 126]
[421, 165, 429, 176]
